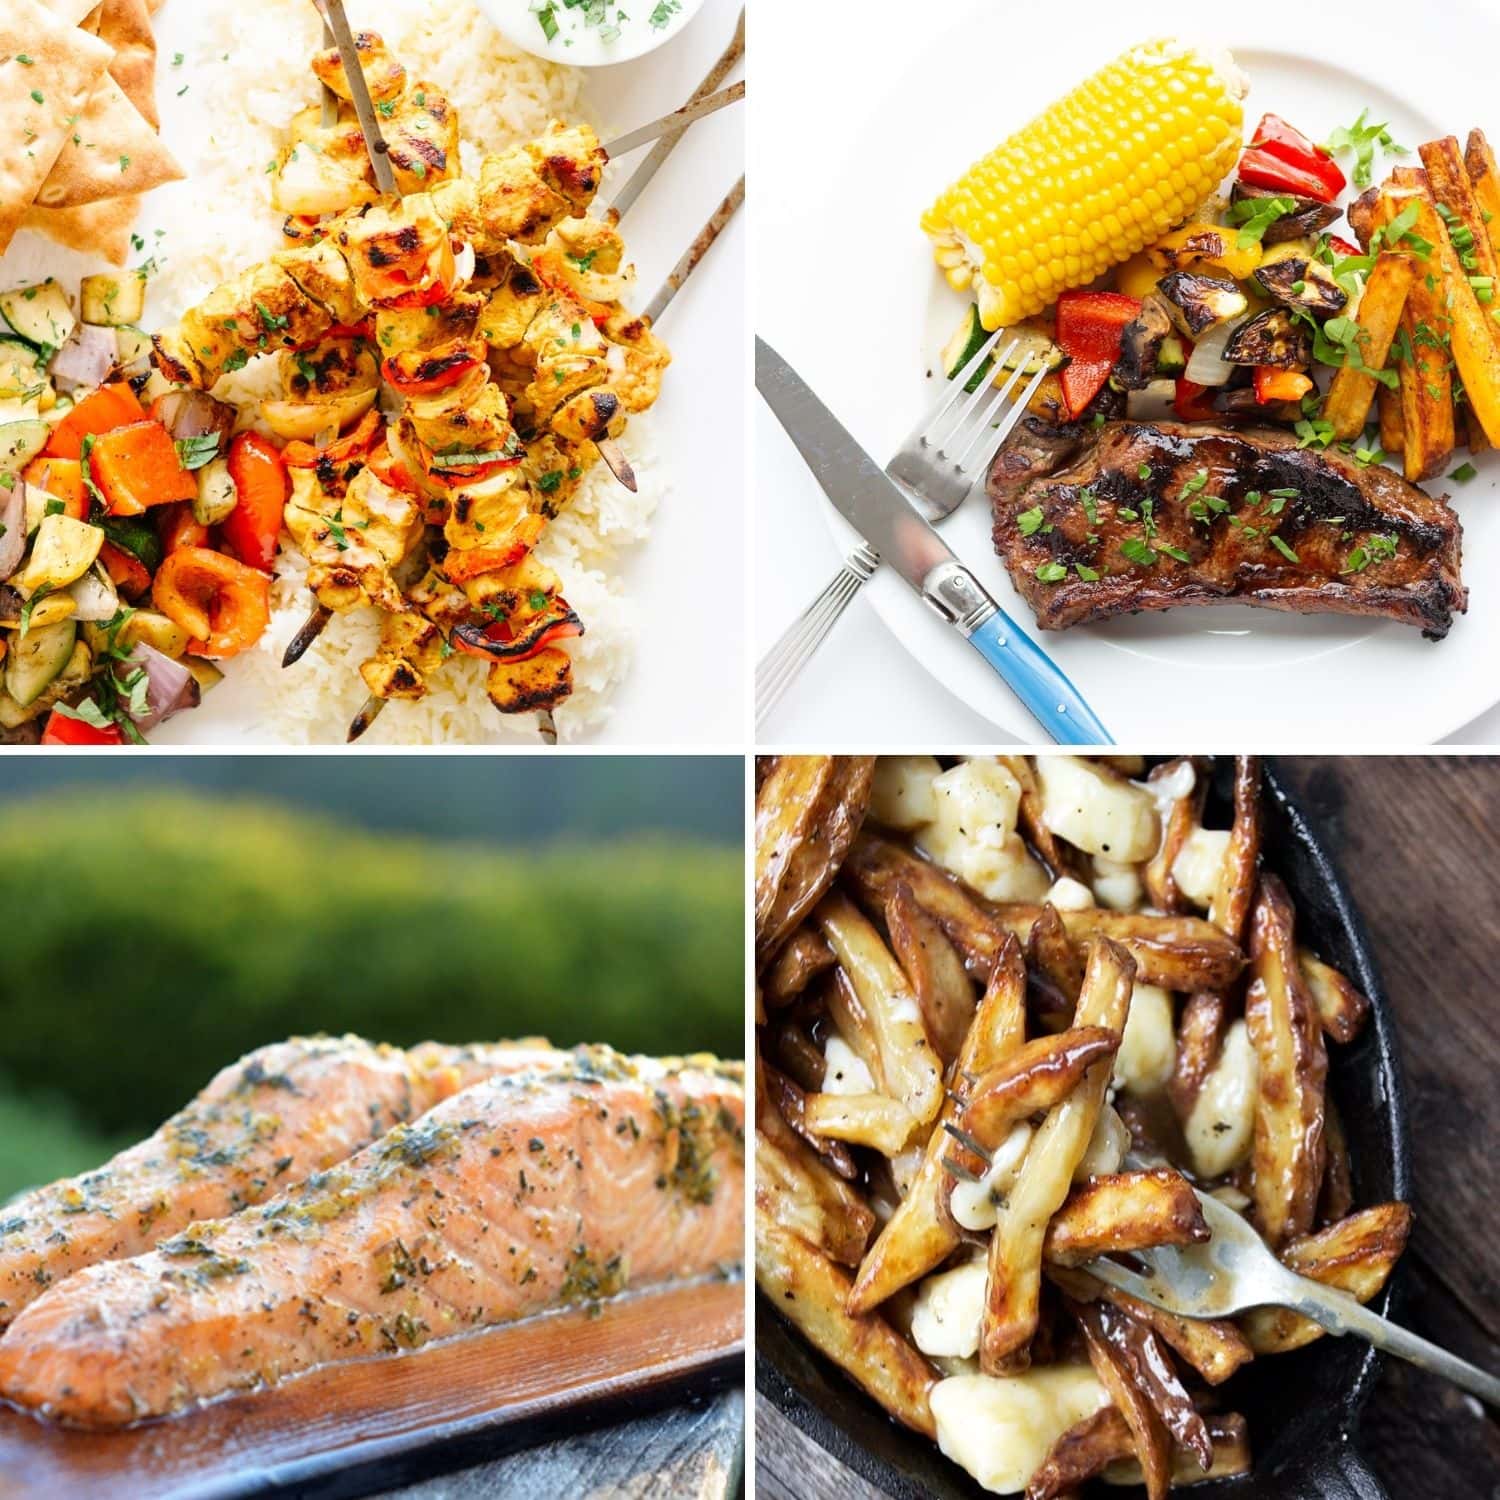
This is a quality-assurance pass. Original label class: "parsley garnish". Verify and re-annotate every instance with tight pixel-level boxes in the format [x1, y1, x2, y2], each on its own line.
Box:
[1119, 538, 1156, 567]
[1269, 534, 1300, 562]
[174, 433, 221, 471]
[1034, 561, 1067, 583]
[1016, 505, 1046, 537]
[1229, 194, 1299, 249]
[1322, 110, 1407, 189]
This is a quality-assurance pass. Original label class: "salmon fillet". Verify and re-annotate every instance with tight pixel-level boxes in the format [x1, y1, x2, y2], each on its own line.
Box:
[0, 1047, 745, 1427]
[0, 1034, 561, 1332]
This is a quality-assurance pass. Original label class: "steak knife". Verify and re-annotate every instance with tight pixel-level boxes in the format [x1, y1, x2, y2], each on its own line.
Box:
[755, 338, 1112, 745]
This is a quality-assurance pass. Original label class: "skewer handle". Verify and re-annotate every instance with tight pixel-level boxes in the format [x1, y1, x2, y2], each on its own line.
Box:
[643, 175, 744, 324]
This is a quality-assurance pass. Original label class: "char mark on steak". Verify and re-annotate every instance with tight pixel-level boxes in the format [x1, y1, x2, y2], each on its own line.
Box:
[988, 419, 1466, 638]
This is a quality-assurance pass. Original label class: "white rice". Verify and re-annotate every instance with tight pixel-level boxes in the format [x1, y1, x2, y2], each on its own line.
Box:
[143, 0, 661, 743]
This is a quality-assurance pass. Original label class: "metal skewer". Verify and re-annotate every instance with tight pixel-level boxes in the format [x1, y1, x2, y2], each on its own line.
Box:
[602, 82, 744, 161]
[311, 0, 397, 193]
[608, 8, 744, 218]
[642, 175, 744, 325]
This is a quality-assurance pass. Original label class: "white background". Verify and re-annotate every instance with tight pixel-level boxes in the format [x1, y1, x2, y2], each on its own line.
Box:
[752, 0, 1500, 747]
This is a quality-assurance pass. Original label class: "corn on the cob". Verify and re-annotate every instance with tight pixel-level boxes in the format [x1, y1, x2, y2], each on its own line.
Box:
[922, 39, 1247, 329]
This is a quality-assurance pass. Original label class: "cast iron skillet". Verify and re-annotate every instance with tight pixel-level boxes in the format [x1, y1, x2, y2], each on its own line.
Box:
[757, 759, 1412, 1500]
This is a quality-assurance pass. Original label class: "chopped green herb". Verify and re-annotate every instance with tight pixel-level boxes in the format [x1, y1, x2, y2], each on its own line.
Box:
[1269, 534, 1300, 562]
[1136, 462, 1152, 482]
[1449, 461, 1478, 482]
[1321, 110, 1407, 190]
[1157, 543, 1192, 564]
[1074, 562, 1099, 581]
[1228, 194, 1299, 249]
[1016, 505, 1046, 537]
[1119, 537, 1157, 567]
[1035, 561, 1067, 583]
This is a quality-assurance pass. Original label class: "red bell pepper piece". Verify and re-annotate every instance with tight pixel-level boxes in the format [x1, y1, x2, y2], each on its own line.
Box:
[222, 432, 289, 573]
[1248, 114, 1346, 201]
[1173, 377, 1219, 423]
[98, 540, 152, 599]
[1054, 290, 1141, 419]
[1055, 290, 1142, 360]
[157, 501, 210, 556]
[1253, 366, 1315, 404]
[41, 709, 124, 745]
[1238, 150, 1342, 205]
[1059, 359, 1114, 421]
[1326, 234, 1362, 259]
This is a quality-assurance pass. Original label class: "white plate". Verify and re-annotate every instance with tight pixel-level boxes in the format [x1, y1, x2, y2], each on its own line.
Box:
[754, 0, 1499, 746]
[0, 0, 744, 746]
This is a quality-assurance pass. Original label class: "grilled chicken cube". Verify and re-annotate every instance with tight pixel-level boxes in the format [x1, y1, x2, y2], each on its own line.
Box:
[530, 121, 606, 216]
[386, 83, 461, 194]
[522, 294, 612, 422]
[177, 262, 330, 381]
[404, 381, 518, 457]
[523, 432, 591, 516]
[487, 646, 573, 715]
[359, 608, 447, 701]
[552, 386, 625, 443]
[274, 241, 364, 325]
[336, 194, 454, 309]
[375, 291, 484, 358]
[284, 466, 422, 614]
[312, 30, 407, 104]
[444, 468, 534, 552]
[602, 308, 670, 413]
[274, 108, 378, 217]
[479, 264, 547, 351]
[279, 336, 379, 401]
[472, 124, 605, 248]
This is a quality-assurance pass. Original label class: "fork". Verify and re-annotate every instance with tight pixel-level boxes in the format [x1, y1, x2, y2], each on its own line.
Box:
[1084, 1165, 1500, 1408]
[755, 327, 1050, 728]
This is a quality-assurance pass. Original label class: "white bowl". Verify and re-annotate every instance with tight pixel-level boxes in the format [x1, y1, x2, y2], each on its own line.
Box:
[473, 0, 707, 67]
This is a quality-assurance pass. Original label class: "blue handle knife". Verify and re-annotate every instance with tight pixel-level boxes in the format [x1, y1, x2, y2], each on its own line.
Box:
[755, 337, 1112, 745]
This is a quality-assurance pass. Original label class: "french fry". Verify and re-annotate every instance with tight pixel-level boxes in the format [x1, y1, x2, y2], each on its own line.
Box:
[1166, 991, 1228, 1123]
[998, 753, 1084, 881]
[1421, 135, 1500, 356]
[1378, 381, 1405, 454]
[816, 890, 943, 1126]
[1026, 902, 1085, 1025]
[1464, 128, 1500, 261]
[1043, 1169, 1209, 1266]
[1025, 1405, 1135, 1500]
[763, 925, 836, 1008]
[1375, 180, 1455, 480]
[766, 1019, 826, 1093]
[940, 1027, 1120, 1206]
[885, 882, 976, 1064]
[825, 966, 884, 1083]
[1048, 1265, 1253, 1386]
[1393, 168, 1500, 452]
[1141, 757, 1207, 913]
[1241, 1203, 1412, 1354]
[755, 755, 875, 968]
[1070, 1299, 1173, 1500]
[756, 1061, 874, 1266]
[803, 1089, 919, 1155]
[1209, 755, 1263, 945]
[847, 936, 1028, 1314]
[755, 1206, 938, 1438]
[1320, 1092, 1354, 1225]
[1298, 950, 1372, 1044]
[1245, 874, 1329, 1247]
[1102, 1414, 1252, 1487]
[764, 1061, 858, 1180]
[1325, 251, 1415, 441]
[982, 939, 1134, 1371]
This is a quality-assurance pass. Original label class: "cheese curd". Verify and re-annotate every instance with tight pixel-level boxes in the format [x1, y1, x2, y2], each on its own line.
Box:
[910, 1257, 988, 1359]
[870, 755, 942, 830]
[917, 760, 1049, 902]
[1173, 826, 1231, 908]
[1034, 756, 1160, 863]
[1113, 983, 1176, 1095]
[949, 1121, 1033, 1231]
[1091, 855, 1143, 912]
[931, 1367, 1111, 1495]
[1074, 1103, 1129, 1180]
[1043, 875, 1094, 911]
[1186, 1019, 1259, 1177]
[821, 1035, 875, 1096]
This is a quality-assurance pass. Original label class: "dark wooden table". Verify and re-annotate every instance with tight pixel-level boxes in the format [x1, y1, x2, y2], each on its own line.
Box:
[757, 757, 1500, 1499]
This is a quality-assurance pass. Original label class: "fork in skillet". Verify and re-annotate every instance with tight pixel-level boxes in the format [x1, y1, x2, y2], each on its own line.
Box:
[939, 1130, 1500, 1407]
[755, 329, 1050, 727]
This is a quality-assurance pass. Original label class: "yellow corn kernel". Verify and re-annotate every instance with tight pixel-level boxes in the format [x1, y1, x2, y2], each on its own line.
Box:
[921, 39, 1247, 329]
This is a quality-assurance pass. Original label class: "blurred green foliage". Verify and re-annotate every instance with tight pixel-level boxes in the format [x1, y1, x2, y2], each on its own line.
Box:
[0, 792, 745, 1154]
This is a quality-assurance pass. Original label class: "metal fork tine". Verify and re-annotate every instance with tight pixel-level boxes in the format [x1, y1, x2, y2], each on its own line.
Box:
[921, 327, 1007, 434]
[935, 339, 1021, 453]
[1086, 1256, 1162, 1303]
[941, 1154, 984, 1185]
[941, 1119, 991, 1160]
[950, 359, 1028, 467]
[955, 361, 1050, 471]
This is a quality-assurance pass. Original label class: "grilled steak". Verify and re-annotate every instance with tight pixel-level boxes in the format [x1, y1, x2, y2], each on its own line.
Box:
[0, 1035, 562, 1330]
[989, 419, 1466, 637]
[0, 1047, 744, 1428]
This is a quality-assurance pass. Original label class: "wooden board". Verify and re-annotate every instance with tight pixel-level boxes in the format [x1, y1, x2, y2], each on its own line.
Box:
[0, 1278, 744, 1500]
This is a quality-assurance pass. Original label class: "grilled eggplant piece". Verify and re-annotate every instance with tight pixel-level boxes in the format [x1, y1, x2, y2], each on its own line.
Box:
[1157, 273, 1247, 338]
[1253, 255, 1347, 318]
[1115, 294, 1176, 391]
[1223, 310, 1311, 368]
[1231, 181, 1341, 244]
[989, 419, 1466, 637]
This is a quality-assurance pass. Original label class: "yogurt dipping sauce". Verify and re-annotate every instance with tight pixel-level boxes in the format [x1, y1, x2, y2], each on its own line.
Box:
[479, 0, 703, 65]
